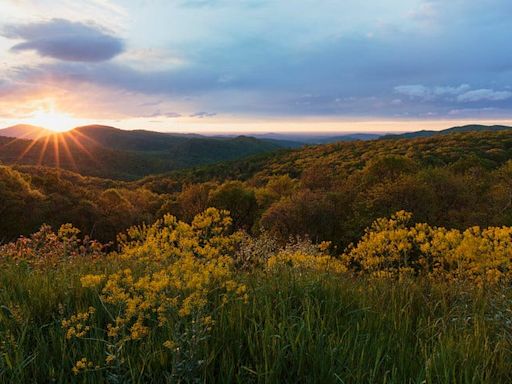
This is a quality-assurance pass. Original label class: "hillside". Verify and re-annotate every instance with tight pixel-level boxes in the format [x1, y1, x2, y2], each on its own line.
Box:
[0, 124, 53, 139]
[0, 125, 285, 179]
[129, 129, 512, 249]
[71, 125, 201, 152]
[382, 124, 512, 140]
[231, 132, 381, 145]
[4, 129, 512, 245]
[139, 129, 512, 186]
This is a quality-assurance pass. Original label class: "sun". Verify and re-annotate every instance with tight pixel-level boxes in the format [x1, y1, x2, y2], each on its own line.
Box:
[28, 109, 85, 132]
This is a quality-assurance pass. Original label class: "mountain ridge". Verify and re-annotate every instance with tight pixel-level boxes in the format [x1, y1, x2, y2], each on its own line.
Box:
[382, 124, 512, 140]
[0, 124, 54, 140]
[3, 122, 510, 145]
[0, 124, 287, 179]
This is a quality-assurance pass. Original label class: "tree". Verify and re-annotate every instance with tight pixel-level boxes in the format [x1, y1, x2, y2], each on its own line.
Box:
[0, 166, 45, 240]
[208, 181, 258, 230]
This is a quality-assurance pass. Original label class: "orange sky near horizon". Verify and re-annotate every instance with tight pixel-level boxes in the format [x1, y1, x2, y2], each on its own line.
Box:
[7, 114, 512, 135]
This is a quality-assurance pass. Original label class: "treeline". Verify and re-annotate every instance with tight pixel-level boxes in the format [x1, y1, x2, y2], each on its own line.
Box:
[0, 165, 162, 242]
[3, 130, 512, 249]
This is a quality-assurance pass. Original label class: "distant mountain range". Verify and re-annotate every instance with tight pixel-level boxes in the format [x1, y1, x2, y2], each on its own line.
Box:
[0, 124, 287, 179]
[217, 132, 382, 145]
[1, 123, 511, 179]
[213, 125, 512, 144]
[381, 124, 512, 140]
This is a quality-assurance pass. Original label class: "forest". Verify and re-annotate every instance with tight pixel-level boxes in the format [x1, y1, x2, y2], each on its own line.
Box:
[4, 129, 512, 245]
[2, 130, 512, 382]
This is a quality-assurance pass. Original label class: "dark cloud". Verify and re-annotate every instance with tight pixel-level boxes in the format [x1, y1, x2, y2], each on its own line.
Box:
[3, 18, 124, 62]
[12, 61, 220, 95]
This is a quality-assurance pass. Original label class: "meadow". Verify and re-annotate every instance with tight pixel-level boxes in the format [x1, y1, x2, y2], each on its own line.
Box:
[1, 208, 511, 383]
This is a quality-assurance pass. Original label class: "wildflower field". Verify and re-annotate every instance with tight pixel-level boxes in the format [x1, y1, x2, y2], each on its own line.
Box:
[1, 208, 512, 383]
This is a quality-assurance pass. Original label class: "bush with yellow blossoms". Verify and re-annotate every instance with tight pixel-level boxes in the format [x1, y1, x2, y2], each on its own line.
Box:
[266, 237, 346, 274]
[0, 223, 105, 269]
[343, 210, 512, 285]
[62, 208, 248, 378]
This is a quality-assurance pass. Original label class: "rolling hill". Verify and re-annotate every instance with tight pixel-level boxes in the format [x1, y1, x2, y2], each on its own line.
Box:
[230, 132, 381, 145]
[0, 124, 54, 140]
[137, 128, 512, 188]
[3, 123, 512, 180]
[0, 125, 286, 179]
[6, 127, 512, 245]
[382, 124, 512, 140]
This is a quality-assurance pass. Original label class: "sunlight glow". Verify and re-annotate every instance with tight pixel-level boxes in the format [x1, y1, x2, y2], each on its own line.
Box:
[27, 109, 85, 132]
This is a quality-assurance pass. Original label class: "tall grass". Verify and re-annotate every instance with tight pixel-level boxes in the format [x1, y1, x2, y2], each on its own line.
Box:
[1, 263, 511, 383]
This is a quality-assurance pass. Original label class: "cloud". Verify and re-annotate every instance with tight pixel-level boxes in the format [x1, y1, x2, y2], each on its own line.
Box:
[190, 112, 217, 118]
[408, 1, 439, 26]
[2, 1, 512, 121]
[2, 18, 124, 62]
[163, 112, 182, 118]
[449, 107, 498, 116]
[143, 110, 182, 118]
[394, 85, 430, 99]
[394, 84, 471, 100]
[433, 84, 471, 96]
[457, 89, 512, 102]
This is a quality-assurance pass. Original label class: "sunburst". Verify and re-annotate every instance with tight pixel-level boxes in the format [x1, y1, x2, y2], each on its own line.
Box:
[1, 108, 101, 171]
[28, 109, 83, 132]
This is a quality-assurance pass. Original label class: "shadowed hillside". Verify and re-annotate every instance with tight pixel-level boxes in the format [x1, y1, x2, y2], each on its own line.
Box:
[0, 125, 286, 179]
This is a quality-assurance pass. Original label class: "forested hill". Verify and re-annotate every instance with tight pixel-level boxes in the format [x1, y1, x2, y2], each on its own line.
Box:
[140, 129, 512, 186]
[0, 125, 286, 179]
[4, 129, 512, 246]
[381, 124, 512, 140]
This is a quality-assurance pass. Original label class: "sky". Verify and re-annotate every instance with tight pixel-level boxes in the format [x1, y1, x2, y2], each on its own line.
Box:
[1, 0, 512, 133]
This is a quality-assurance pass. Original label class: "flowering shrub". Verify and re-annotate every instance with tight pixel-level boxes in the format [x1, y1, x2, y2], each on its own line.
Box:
[344, 211, 512, 284]
[235, 231, 280, 270]
[266, 238, 346, 273]
[0, 224, 105, 269]
[62, 208, 248, 377]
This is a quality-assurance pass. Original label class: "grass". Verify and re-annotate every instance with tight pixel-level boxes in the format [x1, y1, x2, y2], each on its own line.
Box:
[1, 263, 511, 383]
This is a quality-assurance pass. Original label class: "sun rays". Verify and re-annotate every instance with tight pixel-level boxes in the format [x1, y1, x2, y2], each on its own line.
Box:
[27, 109, 84, 133]
[0, 103, 106, 172]
[1, 126, 101, 172]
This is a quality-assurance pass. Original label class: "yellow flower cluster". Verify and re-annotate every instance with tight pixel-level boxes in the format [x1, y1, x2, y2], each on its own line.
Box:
[64, 208, 247, 373]
[61, 307, 95, 339]
[80, 274, 106, 288]
[344, 211, 512, 284]
[71, 358, 94, 375]
[267, 251, 346, 273]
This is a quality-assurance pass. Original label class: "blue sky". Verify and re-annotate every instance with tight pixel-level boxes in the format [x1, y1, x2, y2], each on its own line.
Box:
[1, 0, 511, 132]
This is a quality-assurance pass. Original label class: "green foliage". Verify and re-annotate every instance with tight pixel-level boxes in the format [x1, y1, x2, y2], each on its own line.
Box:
[0, 165, 162, 243]
[0, 166, 45, 240]
[208, 181, 258, 230]
[6, 130, 512, 250]
[1, 257, 511, 382]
